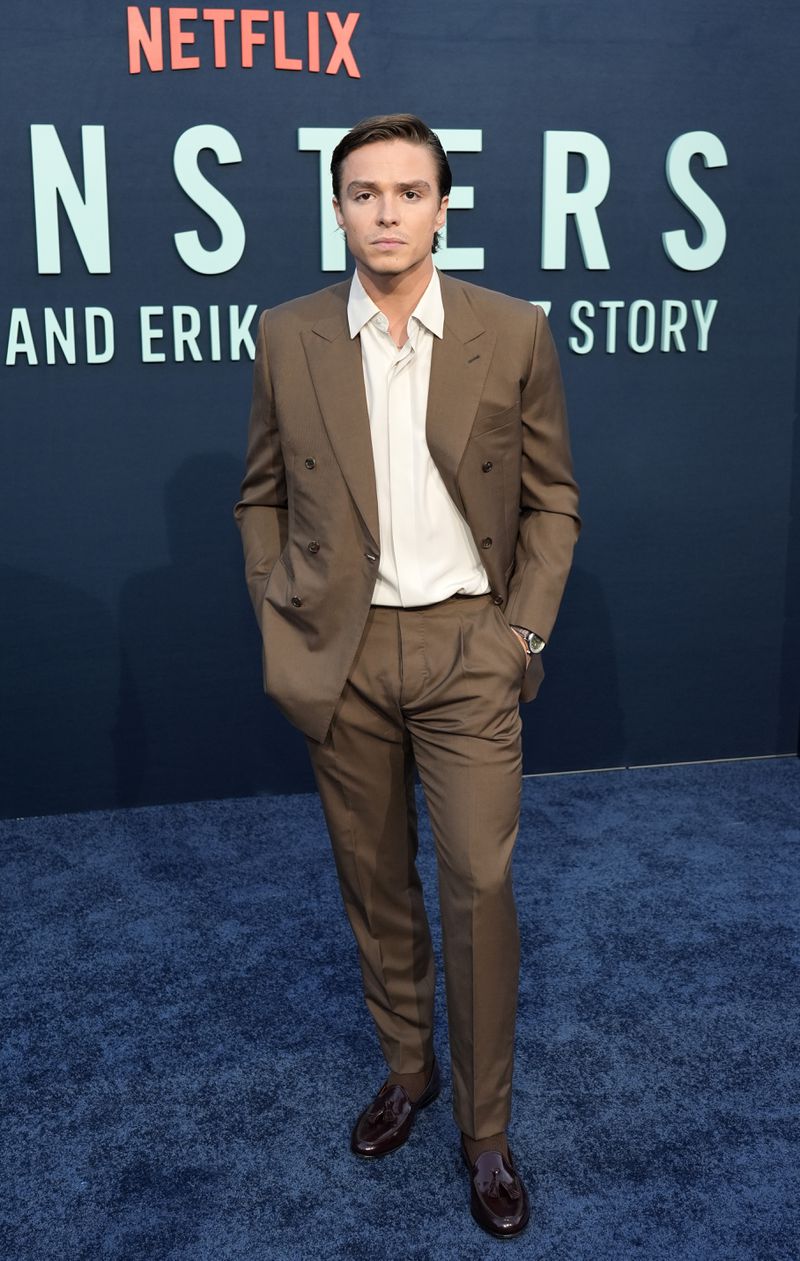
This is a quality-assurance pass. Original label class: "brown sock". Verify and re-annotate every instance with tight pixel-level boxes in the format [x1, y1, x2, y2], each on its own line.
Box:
[386, 1067, 430, 1102]
[462, 1131, 510, 1163]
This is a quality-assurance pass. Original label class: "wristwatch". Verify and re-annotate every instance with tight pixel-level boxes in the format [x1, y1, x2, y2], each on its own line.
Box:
[510, 626, 546, 655]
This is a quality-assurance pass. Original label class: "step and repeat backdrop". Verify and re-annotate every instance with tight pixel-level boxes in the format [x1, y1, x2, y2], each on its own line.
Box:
[1, 1, 798, 815]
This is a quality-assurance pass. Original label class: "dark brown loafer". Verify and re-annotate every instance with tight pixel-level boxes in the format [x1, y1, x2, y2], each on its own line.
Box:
[461, 1138, 531, 1238]
[350, 1059, 441, 1158]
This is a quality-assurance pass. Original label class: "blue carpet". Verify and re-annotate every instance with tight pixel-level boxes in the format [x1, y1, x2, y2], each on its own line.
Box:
[2, 758, 798, 1260]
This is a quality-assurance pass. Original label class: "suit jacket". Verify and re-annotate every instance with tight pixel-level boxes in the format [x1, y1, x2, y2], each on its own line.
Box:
[235, 272, 580, 743]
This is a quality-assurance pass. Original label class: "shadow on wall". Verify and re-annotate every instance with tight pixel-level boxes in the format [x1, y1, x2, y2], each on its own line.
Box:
[114, 452, 314, 808]
[522, 564, 627, 772]
[0, 566, 119, 818]
[778, 316, 800, 753]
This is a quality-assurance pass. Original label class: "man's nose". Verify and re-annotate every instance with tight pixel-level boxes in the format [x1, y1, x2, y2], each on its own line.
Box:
[376, 198, 400, 225]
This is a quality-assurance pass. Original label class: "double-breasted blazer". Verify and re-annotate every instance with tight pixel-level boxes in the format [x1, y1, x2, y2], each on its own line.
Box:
[235, 272, 580, 743]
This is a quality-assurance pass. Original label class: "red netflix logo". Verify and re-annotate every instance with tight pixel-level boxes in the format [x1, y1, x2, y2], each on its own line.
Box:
[127, 7, 361, 76]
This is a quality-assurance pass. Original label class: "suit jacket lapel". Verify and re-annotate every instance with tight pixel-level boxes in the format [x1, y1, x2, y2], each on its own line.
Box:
[426, 273, 495, 513]
[300, 274, 493, 545]
[301, 288, 380, 548]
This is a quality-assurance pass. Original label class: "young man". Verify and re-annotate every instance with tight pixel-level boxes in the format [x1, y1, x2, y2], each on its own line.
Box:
[235, 114, 580, 1238]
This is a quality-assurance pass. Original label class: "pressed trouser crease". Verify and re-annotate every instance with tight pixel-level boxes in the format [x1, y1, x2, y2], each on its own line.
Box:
[306, 594, 525, 1137]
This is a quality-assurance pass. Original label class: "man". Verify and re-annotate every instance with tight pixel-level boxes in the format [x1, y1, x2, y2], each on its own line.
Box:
[235, 114, 579, 1238]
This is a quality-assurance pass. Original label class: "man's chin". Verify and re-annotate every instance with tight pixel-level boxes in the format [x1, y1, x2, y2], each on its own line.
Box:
[370, 261, 406, 275]
[369, 251, 405, 267]
[358, 252, 427, 279]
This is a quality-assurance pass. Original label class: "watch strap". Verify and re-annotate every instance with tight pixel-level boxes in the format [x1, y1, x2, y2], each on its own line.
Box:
[510, 625, 546, 655]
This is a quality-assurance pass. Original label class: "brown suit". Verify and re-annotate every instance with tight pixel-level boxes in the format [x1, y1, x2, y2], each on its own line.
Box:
[236, 272, 579, 1137]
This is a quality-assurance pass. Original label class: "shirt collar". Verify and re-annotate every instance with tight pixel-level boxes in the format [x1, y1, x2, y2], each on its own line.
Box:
[347, 267, 444, 340]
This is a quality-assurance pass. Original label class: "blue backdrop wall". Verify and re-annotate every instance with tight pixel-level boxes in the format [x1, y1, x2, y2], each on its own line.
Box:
[1, 1, 798, 818]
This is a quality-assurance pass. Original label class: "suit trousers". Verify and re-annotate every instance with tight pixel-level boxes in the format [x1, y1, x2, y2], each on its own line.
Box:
[305, 592, 527, 1138]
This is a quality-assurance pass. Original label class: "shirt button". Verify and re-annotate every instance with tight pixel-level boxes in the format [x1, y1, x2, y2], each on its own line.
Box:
[481, 537, 493, 549]
[482, 460, 493, 472]
[291, 596, 303, 607]
[307, 540, 320, 553]
[304, 457, 316, 469]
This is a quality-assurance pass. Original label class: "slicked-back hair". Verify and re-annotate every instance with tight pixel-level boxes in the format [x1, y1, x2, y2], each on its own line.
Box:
[331, 114, 452, 254]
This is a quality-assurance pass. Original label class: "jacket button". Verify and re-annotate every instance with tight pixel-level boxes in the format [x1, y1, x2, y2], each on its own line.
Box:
[492, 594, 503, 605]
[365, 551, 378, 563]
[482, 460, 493, 472]
[481, 537, 493, 549]
[291, 596, 302, 607]
[307, 540, 320, 553]
[304, 457, 316, 469]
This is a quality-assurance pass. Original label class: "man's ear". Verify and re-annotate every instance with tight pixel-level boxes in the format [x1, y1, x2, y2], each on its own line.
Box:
[332, 197, 344, 229]
[435, 195, 449, 231]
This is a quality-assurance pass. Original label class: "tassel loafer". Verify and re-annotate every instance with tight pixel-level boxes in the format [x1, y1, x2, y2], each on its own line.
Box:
[350, 1058, 441, 1158]
[461, 1137, 531, 1238]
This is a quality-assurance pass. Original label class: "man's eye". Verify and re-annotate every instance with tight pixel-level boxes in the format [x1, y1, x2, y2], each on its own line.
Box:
[403, 190, 420, 200]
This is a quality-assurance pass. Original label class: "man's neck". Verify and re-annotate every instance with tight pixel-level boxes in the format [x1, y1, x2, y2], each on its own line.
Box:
[355, 258, 435, 346]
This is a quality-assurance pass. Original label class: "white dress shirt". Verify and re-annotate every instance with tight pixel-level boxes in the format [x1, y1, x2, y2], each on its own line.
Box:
[348, 267, 490, 607]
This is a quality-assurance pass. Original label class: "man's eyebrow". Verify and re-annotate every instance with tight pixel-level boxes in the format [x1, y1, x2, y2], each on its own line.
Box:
[345, 179, 434, 194]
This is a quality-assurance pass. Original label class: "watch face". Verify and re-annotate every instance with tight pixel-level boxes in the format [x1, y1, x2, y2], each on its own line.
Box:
[511, 626, 546, 654]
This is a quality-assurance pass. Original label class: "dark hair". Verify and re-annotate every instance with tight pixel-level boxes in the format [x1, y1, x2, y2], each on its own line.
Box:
[331, 114, 452, 254]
